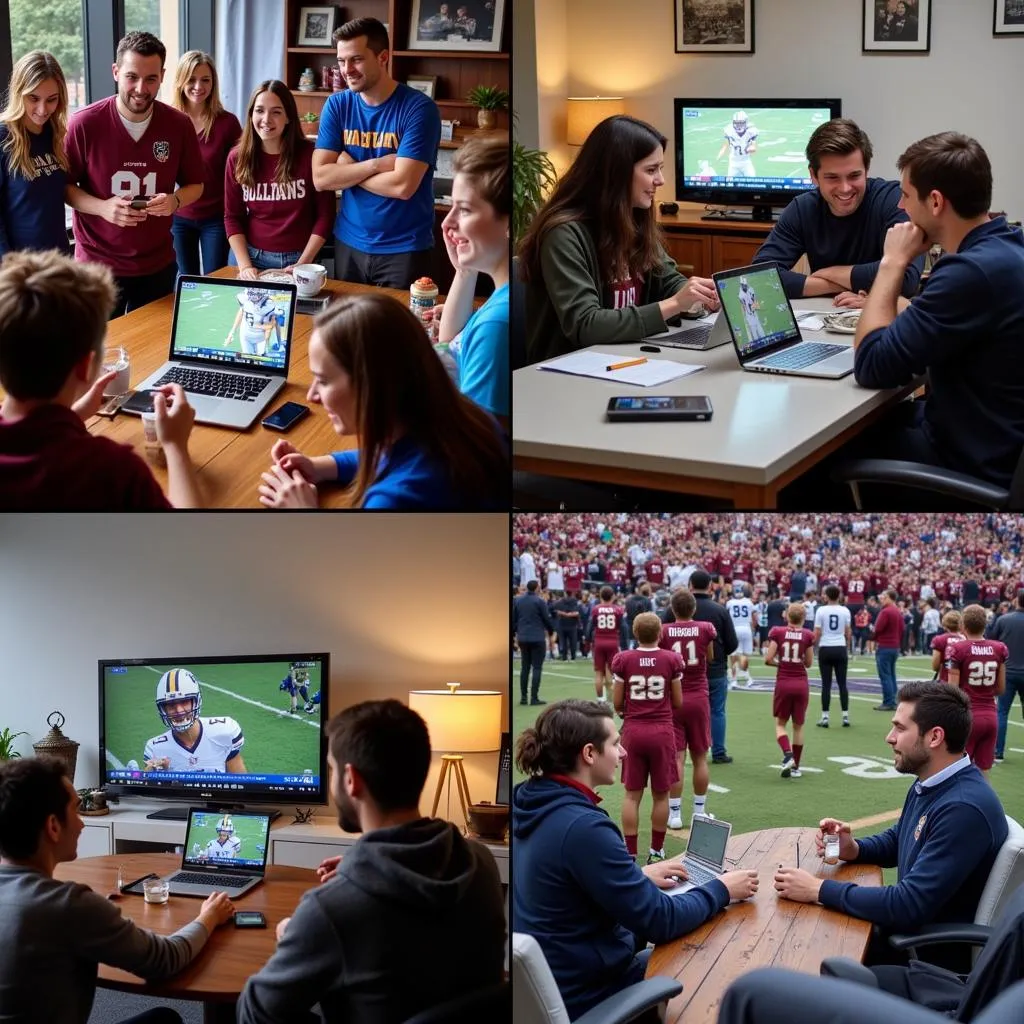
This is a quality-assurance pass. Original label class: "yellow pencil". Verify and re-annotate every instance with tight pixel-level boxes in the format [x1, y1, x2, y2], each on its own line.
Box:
[606, 357, 648, 371]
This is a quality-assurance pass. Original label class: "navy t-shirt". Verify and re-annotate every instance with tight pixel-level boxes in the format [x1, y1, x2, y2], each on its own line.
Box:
[0, 122, 70, 255]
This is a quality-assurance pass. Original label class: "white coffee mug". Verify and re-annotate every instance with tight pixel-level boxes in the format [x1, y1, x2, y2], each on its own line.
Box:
[102, 346, 131, 397]
[293, 263, 327, 297]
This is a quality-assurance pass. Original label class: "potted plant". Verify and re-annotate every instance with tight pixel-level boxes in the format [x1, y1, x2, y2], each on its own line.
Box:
[512, 116, 557, 248]
[0, 726, 28, 762]
[467, 85, 509, 130]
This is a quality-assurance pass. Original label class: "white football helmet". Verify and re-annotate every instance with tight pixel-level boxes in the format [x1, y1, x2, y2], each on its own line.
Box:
[156, 669, 203, 731]
[216, 816, 234, 836]
[733, 111, 748, 133]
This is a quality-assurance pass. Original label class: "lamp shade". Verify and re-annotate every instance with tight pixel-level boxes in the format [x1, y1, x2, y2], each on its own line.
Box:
[567, 96, 626, 146]
[409, 687, 503, 753]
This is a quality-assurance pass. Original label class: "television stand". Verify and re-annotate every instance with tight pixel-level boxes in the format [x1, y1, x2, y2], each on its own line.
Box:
[146, 804, 282, 822]
[701, 204, 777, 223]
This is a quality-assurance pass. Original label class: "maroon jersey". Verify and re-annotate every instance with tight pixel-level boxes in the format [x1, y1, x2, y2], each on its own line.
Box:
[660, 620, 717, 694]
[779, 572, 791, 596]
[983, 583, 1002, 605]
[907, 584, 921, 603]
[611, 647, 683, 724]
[609, 566, 628, 586]
[931, 631, 966, 683]
[590, 603, 624, 643]
[769, 626, 815, 684]
[645, 559, 665, 586]
[718, 555, 734, 581]
[871, 572, 887, 595]
[948, 638, 1008, 715]
[737, 559, 754, 582]
[176, 110, 242, 221]
[66, 97, 204, 275]
[563, 562, 584, 592]
[935, 580, 950, 601]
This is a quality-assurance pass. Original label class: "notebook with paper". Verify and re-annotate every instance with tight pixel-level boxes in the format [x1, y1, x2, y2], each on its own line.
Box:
[665, 814, 732, 895]
[537, 351, 705, 386]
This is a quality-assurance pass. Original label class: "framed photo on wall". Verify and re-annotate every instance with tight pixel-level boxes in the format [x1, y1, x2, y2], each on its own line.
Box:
[297, 6, 337, 47]
[994, 0, 1024, 35]
[863, 0, 931, 53]
[407, 75, 438, 98]
[407, 0, 505, 52]
[674, 0, 754, 54]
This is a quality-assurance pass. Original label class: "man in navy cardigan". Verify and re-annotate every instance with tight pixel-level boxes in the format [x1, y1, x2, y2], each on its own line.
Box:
[512, 699, 759, 1020]
[773, 680, 1008, 972]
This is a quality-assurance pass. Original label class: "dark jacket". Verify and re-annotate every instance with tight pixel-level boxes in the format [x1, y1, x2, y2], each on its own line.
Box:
[514, 592, 555, 642]
[694, 593, 737, 674]
[990, 609, 1024, 674]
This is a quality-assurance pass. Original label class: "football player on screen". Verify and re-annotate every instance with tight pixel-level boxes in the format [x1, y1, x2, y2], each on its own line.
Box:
[738, 277, 766, 343]
[130, 669, 247, 773]
[202, 816, 242, 860]
[279, 663, 315, 714]
[718, 111, 758, 178]
[224, 286, 281, 356]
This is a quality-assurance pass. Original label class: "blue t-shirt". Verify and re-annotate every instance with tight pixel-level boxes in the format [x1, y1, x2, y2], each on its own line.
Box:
[455, 282, 508, 418]
[0, 122, 70, 256]
[315, 84, 440, 254]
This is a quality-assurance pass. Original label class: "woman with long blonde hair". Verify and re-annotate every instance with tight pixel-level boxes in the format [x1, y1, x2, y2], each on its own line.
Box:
[224, 80, 334, 278]
[258, 292, 508, 509]
[169, 50, 241, 276]
[0, 50, 70, 255]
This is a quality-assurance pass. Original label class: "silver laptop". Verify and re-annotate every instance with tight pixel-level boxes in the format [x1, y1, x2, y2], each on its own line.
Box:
[127, 274, 298, 429]
[162, 808, 272, 898]
[713, 263, 855, 379]
[643, 311, 732, 351]
[665, 814, 732, 896]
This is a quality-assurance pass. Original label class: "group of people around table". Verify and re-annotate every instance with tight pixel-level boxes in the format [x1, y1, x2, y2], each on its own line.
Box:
[521, 113, 1024, 495]
[0, 18, 509, 509]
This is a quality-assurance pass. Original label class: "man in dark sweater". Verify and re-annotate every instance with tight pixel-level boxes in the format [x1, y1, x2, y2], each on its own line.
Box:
[512, 699, 758, 1020]
[753, 119, 923, 304]
[774, 681, 1008, 974]
[873, 588, 904, 710]
[991, 589, 1024, 762]
[0, 757, 235, 1024]
[691, 570, 738, 763]
[851, 132, 1024, 489]
[514, 579, 556, 705]
[237, 700, 506, 1024]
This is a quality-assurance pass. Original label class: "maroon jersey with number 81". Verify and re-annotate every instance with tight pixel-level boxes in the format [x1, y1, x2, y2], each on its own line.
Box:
[611, 647, 683, 724]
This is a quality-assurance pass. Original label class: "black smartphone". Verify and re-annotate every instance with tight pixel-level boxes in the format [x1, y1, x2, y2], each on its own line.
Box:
[234, 911, 267, 928]
[121, 389, 159, 415]
[129, 198, 149, 209]
[605, 395, 714, 422]
[261, 401, 310, 431]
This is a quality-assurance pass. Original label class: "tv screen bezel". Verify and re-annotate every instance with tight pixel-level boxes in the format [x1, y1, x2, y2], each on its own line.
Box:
[673, 98, 842, 212]
[98, 651, 330, 807]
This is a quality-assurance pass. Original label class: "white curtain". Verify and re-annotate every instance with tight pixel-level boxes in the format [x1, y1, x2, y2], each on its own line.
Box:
[215, 0, 286, 122]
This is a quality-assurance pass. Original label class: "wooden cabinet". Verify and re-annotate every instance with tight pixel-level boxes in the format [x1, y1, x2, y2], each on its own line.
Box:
[663, 235, 711, 277]
[658, 206, 773, 278]
[712, 236, 764, 273]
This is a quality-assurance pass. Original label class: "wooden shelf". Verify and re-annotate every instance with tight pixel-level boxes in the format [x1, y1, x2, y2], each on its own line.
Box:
[287, 46, 336, 54]
[291, 89, 334, 98]
[391, 49, 508, 60]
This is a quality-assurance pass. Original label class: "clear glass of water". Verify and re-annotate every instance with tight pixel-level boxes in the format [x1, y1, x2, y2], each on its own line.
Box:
[824, 834, 840, 865]
[142, 877, 170, 904]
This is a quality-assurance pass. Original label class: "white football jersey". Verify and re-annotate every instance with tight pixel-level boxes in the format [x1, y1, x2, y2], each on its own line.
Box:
[724, 125, 757, 158]
[739, 286, 758, 316]
[727, 597, 755, 632]
[205, 835, 241, 859]
[144, 716, 244, 773]
[238, 292, 277, 331]
[815, 604, 851, 647]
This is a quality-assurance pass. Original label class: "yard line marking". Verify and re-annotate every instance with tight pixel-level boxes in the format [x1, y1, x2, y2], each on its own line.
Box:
[708, 783, 730, 794]
[850, 809, 902, 829]
[106, 750, 125, 769]
[1009, 748, 1024, 754]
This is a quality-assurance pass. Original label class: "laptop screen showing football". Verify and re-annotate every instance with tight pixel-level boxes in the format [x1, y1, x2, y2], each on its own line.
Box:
[715, 264, 799, 359]
[171, 277, 295, 372]
[182, 809, 272, 871]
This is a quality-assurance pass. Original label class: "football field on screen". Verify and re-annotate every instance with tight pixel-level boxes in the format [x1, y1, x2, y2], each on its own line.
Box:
[187, 811, 268, 861]
[512, 654, 1024, 867]
[681, 106, 827, 179]
[176, 285, 291, 357]
[104, 662, 323, 777]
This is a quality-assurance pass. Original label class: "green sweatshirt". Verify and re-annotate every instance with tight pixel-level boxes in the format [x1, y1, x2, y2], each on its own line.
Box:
[524, 219, 688, 362]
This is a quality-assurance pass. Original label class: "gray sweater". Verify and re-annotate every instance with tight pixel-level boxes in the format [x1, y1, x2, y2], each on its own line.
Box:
[236, 818, 506, 1024]
[0, 865, 209, 1024]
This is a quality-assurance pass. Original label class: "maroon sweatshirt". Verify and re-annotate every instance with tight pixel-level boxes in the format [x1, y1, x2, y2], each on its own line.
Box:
[873, 603, 905, 649]
[176, 110, 242, 222]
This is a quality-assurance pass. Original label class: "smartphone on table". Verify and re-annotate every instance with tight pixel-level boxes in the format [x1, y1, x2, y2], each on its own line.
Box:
[605, 395, 714, 422]
[261, 401, 310, 431]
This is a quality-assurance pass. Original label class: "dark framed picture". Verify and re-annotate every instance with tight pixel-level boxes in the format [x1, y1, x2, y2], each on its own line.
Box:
[407, 75, 438, 99]
[994, 0, 1024, 34]
[407, 0, 505, 52]
[297, 6, 337, 47]
[863, 0, 931, 53]
[674, 0, 754, 54]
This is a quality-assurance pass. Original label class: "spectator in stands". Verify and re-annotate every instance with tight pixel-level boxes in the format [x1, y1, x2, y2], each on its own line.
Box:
[690, 570, 739, 764]
[873, 589, 904, 711]
[512, 699, 758, 1020]
[774, 681, 1008, 973]
[514, 580, 555, 706]
[991, 589, 1024, 763]
[0, 756, 235, 1024]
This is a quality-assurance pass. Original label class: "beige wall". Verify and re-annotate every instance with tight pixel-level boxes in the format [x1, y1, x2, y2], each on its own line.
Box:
[534, 0, 572, 177]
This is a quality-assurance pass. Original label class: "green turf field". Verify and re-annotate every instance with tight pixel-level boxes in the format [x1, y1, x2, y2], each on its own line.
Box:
[176, 283, 291, 361]
[680, 105, 828, 180]
[103, 661, 322, 778]
[718, 271, 792, 346]
[513, 654, 1024, 871]
[186, 810, 269, 863]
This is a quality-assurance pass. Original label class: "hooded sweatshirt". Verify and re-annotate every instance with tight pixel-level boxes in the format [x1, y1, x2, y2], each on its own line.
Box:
[236, 818, 505, 1024]
[512, 777, 729, 1020]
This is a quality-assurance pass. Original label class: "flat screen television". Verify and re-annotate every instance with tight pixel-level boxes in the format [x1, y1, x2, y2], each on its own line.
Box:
[673, 98, 842, 221]
[99, 652, 330, 820]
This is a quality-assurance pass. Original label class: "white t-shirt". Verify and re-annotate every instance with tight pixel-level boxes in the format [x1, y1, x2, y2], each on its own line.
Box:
[815, 604, 851, 647]
[519, 551, 537, 584]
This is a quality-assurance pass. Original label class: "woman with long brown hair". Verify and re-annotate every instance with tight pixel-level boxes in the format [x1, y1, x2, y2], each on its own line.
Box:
[0, 51, 71, 255]
[519, 114, 718, 362]
[170, 50, 241, 276]
[224, 80, 334, 278]
[258, 292, 508, 509]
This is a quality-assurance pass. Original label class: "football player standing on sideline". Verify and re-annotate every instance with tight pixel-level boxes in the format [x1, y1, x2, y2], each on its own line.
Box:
[766, 603, 815, 778]
[814, 584, 852, 728]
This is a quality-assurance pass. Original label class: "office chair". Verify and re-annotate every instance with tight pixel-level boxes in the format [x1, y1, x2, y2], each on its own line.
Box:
[512, 932, 681, 1024]
[401, 980, 510, 1023]
[820, 878, 1024, 1022]
[832, 446, 1024, 510]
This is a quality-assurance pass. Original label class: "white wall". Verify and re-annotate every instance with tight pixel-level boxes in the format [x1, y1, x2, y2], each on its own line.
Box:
[0, 514, 509, 825]
[534, 0, 1023, 213]
[534, 0, 572, 176]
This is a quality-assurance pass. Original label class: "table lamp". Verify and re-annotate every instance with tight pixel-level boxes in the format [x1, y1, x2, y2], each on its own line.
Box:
[408, 683, 503, 829]
[567, 96, 626, 146]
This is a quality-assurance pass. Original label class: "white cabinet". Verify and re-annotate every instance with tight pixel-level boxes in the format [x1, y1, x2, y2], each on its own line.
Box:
[78, 822, 112, 857]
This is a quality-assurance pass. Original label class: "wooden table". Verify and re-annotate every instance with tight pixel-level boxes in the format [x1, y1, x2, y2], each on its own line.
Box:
[85, 270, 408, 508]
[55, 852, 316, 1023]
[647, 827, 882, 1024]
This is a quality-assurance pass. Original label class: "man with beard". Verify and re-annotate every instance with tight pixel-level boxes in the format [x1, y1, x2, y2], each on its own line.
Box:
[773, 681, 1007, 974]
[237, 700, 505, 1023]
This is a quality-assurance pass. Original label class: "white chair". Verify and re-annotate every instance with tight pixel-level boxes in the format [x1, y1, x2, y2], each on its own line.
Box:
[975, 815, 1024, 930]
[512, 932, 681, 1024]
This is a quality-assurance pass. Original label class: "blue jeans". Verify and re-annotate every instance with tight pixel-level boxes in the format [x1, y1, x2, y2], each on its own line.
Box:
[875, 648, 898, 706]
[171, 215, 229, 277]
[228, 245, 303, 271]
[709, 669, 728, 757]
[996, 671, 1024, 756]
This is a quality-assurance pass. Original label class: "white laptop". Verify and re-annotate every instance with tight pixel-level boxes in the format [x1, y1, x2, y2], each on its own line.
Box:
[643, 311, 732, 351]
[665, 814, 732, 896]
[161, 808, 272, 898]
[126, 274, 298, 429]
[712, 262, 855, 379]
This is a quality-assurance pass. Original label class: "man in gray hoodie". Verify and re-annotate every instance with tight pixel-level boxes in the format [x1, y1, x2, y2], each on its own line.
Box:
[236, 699, 507, 1024]
[0, 756, 235, 1024]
